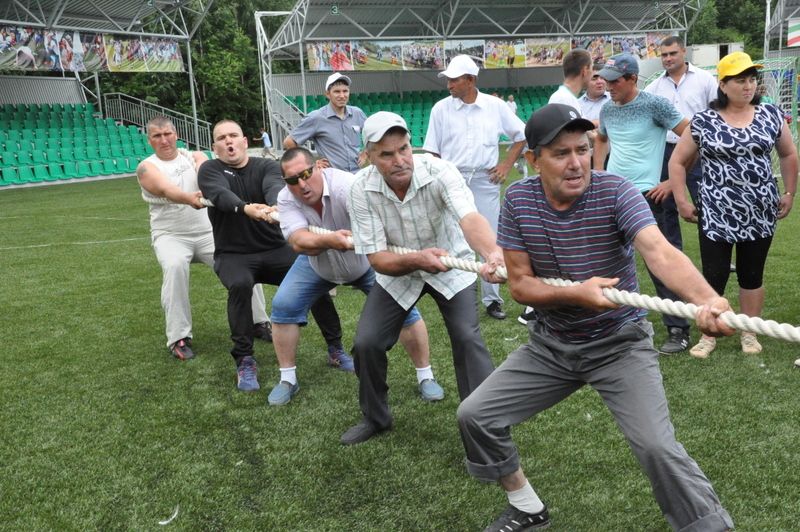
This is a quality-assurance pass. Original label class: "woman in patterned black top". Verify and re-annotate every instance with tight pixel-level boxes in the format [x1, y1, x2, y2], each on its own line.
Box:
[670, 52, 798, 359]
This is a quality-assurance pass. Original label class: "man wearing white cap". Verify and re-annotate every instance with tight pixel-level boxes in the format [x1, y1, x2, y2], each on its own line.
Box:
[283, 72, 367, 172]
[341, 111, 504, 445]
[424, 54, 526, 321]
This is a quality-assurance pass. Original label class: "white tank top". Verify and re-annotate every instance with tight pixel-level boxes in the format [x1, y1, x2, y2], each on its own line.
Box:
[140, 149, 212, 236]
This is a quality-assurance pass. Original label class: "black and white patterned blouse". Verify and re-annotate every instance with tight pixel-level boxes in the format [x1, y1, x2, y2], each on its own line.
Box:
[691, 103, 784, 243]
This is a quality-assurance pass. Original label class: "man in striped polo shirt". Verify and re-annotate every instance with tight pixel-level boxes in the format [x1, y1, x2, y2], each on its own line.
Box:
[457, 104, 735, 532]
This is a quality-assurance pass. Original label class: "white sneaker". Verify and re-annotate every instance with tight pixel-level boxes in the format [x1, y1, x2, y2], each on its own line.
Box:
[741, 333, 762, 355]
[689, 336, 716, 359]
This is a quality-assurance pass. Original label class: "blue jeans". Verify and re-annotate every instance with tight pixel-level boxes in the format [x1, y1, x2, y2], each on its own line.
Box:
[271, 255, 420, 327]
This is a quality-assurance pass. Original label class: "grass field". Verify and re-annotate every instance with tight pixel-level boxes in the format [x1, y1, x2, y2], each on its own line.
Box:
[2, 175, 799, 530]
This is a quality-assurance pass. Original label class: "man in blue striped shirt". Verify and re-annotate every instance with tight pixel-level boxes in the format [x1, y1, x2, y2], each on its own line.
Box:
[457, 104, 736, 532]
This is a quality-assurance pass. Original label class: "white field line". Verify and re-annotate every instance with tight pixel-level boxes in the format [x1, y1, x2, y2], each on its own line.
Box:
[0, 236, 149, 251]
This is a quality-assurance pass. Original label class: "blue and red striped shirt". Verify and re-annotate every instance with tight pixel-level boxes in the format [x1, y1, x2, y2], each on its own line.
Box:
[499, 171, 655, 342]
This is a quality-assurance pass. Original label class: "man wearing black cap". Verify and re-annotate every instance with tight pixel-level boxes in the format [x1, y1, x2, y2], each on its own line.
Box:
[457, 104, 735, 531]
[283, 72, 367, 172]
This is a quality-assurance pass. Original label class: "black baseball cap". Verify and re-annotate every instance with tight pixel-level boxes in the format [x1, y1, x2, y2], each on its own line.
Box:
[524, 104, 595, 150]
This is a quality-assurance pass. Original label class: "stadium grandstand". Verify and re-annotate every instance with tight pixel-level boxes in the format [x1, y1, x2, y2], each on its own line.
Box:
[0, 0, 212, 188]
[1, 0, 798, 189]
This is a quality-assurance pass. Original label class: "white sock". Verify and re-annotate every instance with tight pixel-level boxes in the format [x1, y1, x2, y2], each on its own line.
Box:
[507, 480, 544, 514]
[415, 365, 434, 384]
[279, 366, 297, 385]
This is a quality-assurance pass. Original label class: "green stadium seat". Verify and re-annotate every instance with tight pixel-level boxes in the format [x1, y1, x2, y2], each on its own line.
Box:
[102, 159, 117, 175]
[90, 160, 105, 175]
[45, 148, 60, 163]
[98, 145, 112, 159]
[32, 138, 47, 151]
[110, 145, 125, 158]
[86, 146, 99, 160]
[18, 166, 34, 183]
[1, 167, 18, 184]
[61, 136, 74, 148]
[31, 150, 47, 165]
[74, 147, 89, 161]
[1, 151, 17, 168]
[33, 165, 49, 182]
[63, 161, 79, 179]
[7, 130, 21, 143]
[76, 161, 92, 178]
[61, 148, 75, 162]
[17, 151, 34, 165]
[47, 163, 65, 181]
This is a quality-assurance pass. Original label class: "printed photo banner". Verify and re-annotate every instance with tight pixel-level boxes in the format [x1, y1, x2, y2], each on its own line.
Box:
[303, 30, 678, 72]
[788, 19, 800, 48]
[0, 25, 184, 73]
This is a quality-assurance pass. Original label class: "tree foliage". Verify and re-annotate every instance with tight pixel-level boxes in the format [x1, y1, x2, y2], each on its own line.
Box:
[687, 0, 766, 58]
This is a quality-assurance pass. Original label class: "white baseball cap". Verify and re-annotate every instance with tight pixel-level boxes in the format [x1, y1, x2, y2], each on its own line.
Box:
[325, 72, 352, 91]
[438, 54, 479, 78]
[362, 111, 408, 144]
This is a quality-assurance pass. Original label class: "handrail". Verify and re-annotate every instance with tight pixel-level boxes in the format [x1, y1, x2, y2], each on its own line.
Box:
[102, 92, 212, 150]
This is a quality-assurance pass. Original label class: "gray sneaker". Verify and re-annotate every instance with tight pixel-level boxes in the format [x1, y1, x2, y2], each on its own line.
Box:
[660, 327, 690, 354]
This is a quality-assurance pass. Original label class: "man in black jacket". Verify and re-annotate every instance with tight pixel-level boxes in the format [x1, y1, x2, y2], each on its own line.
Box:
[198, 119, 346, 393]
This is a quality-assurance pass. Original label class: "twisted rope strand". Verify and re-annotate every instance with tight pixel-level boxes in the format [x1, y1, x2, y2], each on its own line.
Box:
[143, 195, 800, 343]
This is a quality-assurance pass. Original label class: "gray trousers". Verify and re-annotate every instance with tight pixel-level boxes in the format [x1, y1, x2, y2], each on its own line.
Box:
[457, 319, 733, 532]
[352, 282, 495, 429]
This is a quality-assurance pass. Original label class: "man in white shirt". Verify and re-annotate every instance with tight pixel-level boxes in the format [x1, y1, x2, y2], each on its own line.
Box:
[506, 94, 518, 115]
[137, 116, 270, 361]
[578, 65, 611, 122]
[644, 35, 716, 208]
[424, 54, 526, 320]
[548, 49, 593, 114]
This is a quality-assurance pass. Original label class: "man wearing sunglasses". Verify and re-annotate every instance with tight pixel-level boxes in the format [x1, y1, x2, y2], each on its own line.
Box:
[264, 147, 444, 406]
[341, 112, 504, 445]
[198, 120, 348, 393]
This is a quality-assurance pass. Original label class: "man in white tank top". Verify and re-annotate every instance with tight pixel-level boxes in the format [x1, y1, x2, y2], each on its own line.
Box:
[137, 116, 270, 360]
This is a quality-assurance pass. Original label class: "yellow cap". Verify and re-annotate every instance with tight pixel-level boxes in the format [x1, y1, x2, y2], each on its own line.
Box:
[716, 52, 763, 80]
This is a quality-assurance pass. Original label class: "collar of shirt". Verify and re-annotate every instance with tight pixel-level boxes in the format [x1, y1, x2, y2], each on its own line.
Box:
[579, 92, 610, 103]
[658, 62, 702, 87]
[322, 104, 352, 119]
[453, 91, 488, 111]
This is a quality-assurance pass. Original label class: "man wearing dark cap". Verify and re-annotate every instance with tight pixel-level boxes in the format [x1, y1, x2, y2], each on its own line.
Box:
[593, 52, 693, 355]
[457, 104, 735, 532]
[283, 72, 367, 172]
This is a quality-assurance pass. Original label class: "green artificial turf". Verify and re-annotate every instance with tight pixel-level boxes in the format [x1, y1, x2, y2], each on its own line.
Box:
[1, 176, 798, 530]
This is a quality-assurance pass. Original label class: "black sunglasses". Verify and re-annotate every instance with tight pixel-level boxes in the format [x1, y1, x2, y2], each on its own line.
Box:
[283, 166, 314, 185]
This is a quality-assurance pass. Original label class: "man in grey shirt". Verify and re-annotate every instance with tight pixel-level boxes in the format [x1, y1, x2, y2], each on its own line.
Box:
[283, 73, 367, 172]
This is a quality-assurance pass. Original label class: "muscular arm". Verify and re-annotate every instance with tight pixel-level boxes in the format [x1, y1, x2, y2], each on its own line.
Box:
[136, 159, 205, 209]
[668, 127, 701, 222]
[776, 121, 798, 219]
[287, 228, 353, 256]
[367, 248, 449, 277]
[504, 248, 619, 311]
[593, 133, 609, 170]
[197, 161, 247, 213]
[634, 225, 734, 336]
[283, 136, 299, 150]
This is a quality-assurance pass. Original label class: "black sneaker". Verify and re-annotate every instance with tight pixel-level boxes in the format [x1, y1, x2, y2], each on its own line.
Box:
[486, 301, 507, 320]
[517, 306, 537, 325]
[659, 327, 690, 354]
[253, 321, 272, 342]
[170, 338, 195, 361]
[484, 504, 550, 531]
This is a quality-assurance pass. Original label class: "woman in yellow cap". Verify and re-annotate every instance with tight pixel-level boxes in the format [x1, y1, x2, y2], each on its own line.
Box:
[669, 51, 798, 358]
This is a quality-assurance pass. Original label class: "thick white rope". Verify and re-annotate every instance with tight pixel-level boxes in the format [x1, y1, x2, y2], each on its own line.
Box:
[144, 195, 800, 344]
